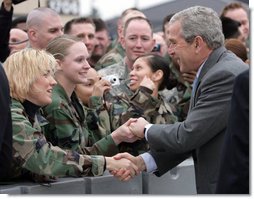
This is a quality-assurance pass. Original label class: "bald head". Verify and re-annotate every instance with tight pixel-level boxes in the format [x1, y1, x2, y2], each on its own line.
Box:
[9, 28, 28, 55]
[26, 7, 63, 49]
[26, 7, 60, 29]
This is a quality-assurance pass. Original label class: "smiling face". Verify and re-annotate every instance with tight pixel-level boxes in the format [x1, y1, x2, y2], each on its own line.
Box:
[93, 29, 110, 57]
[129, 57, 153, 91]
[58, 41, 91, 85]
[167, 21, 197, 73]
[75, 68, 101, 105]
[121, 19, 155, 65]
[27, 71, 56, 106]
[69, 23, 96, 57]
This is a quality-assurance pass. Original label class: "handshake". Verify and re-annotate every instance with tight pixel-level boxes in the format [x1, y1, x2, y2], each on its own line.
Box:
[106, 117, 150, 181]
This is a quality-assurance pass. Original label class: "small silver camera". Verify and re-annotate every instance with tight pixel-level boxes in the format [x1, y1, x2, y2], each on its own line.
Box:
[102, 75, 120, 86]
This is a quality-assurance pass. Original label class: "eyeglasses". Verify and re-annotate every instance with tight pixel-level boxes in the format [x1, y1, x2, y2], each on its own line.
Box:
[9, 39, 29, 45]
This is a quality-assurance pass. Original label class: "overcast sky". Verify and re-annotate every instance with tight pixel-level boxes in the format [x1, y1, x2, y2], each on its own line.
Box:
[80, 0, 172, 20]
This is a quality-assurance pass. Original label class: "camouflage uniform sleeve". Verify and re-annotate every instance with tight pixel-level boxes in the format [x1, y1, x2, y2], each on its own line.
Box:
[126, 86, 178, 124]
[116, 87, 178, 155]
[11, 105, 105, 178]
[87, 96, 112, 138]
[45, 107, 119, 157]
[44, 107, 87, 151]
[80, 134, 119, 157]
[83, 96, 119, 156]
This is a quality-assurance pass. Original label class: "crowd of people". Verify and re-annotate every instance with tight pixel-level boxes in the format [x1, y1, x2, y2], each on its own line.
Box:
[0, 0, 250, 194]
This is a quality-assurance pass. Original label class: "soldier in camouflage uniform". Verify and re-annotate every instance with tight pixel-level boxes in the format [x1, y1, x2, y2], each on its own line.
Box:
[44, 35, 139, 157]
[3, 48, 136, 182]
[94, 9, 146, 70]
[109, 54, 178, 155]
[97, 16, 155, 86]
[6, 49, 97, 180]
[75, 68, 112, 143]
[160, 56, 195, 122]
[84, 54, 178, 156]
[94, 42, 125, 70]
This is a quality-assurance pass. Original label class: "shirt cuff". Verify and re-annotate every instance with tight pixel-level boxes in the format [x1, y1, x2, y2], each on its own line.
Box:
[144, 123, 153, 140]
[140, 152, 157, 173]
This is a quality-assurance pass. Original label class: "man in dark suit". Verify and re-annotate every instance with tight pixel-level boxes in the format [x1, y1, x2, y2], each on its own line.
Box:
[0, 63, 12, 182]
[111, 6, 248, 194]
[216, 70, 249, 194]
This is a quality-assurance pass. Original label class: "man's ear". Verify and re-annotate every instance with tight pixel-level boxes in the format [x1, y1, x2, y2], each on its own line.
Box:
[27, 28, 37, 42]
[194, 36, 203, 52]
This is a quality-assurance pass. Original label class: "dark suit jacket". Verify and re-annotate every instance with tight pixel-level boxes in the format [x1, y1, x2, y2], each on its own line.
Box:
[0, 64, 12, 181]
[146, 46, 248, 193]
[215, 70, 249, 194]
[0, 2, 12, 62]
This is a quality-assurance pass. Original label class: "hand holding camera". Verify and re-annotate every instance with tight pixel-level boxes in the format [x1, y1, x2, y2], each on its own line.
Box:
[92, 78, 112, 97]
[102, 75, 120, 86]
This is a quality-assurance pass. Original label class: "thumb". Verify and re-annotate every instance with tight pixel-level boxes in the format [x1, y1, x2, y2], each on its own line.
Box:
[125, 118, 138, 126]
[113, 152, 131, 160]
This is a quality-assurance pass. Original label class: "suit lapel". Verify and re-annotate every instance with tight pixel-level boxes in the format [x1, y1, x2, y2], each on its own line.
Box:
[190, 46, 227, 109]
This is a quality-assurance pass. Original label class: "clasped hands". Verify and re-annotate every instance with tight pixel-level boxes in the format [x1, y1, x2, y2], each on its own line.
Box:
[108, 117, 149, 181]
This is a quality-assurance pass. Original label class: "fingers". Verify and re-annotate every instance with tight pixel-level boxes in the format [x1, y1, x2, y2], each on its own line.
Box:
[112, 168, 131, 181]
[140, 76, 154, 90]
[111, 167, 137, 182]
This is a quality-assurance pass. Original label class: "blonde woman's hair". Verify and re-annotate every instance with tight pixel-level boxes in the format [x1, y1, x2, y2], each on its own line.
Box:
[3, 48, 57, 102]
[46, 34, 81, 60]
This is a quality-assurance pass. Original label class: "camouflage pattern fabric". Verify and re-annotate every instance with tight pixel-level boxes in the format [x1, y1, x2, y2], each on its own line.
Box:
[106, 85, 178, 155]
[160, 61, 192, 121]
[84, 96, 112, 143]
[95, 42, 125, 70]
[97, 59, 130, 83]
[43, 84, 119, 157]
[10, 99, 105, 181]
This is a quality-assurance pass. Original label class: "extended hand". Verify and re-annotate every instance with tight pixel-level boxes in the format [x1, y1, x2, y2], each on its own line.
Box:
[111, 118, 140, 145]
[128, 117, 149, 139]
[105, 156, 139, 180]
[110, 152, 146, 181]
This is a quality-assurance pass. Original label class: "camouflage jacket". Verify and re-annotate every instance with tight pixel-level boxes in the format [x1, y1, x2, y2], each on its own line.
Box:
[84, 96, 112, 143]
[94, 42, 125, 70]
[97, 59, 130, 83]
[160, 61, 192, 121]
[42, 84, 118, 157]
[10, 99, 105, 180]
[99, 85, 178, 155]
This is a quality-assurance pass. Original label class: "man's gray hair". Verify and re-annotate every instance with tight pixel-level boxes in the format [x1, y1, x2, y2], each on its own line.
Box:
[169, 6, 224, 49]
